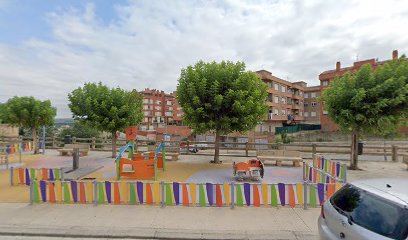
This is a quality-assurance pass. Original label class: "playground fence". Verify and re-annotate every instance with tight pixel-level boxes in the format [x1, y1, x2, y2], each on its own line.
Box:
[0, 142, 33, 169]
[303, 155, 347, 184]
[27, 180, 344, 209]
[10, 167, 64, 186]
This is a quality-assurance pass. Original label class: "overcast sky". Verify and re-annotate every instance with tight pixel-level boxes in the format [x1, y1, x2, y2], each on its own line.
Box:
[0, 0, 407, 118]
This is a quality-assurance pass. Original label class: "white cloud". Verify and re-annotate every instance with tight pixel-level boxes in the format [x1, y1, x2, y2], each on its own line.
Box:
[0, 0, 408, 117]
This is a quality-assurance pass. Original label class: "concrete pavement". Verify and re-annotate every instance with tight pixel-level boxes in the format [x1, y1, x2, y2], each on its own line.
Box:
[0, 203, 319, 239]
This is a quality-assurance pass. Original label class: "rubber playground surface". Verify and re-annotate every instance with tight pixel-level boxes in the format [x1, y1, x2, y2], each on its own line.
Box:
[0, 150, 304, 203]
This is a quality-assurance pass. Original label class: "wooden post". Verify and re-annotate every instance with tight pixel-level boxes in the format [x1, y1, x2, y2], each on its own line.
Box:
[91, 137, 96, 150]
[52, 136, 56, 148]
[392, 145, 398, 162]
[73, 137, 77, 144]
[187, 140, 190, 153]
[312, 144, 316, 160]
[245, 142, 249, 157]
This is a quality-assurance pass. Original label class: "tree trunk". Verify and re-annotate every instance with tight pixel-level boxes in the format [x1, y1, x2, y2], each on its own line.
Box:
[212, 131, 221, 164]
[112, 131, 117, 158]
[32, 127, 38, 154]
[350, 130, 359, 170]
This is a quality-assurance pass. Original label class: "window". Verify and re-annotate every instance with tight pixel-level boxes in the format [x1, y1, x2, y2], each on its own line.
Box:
[330, 184, 408, 240]
[281, 86, 286, 92]
[267, 93, 273, 102]
[304, 102, 309, 107]
[311, 92, 316, 98]
[322, 80, 328, 86]
[165, 112, 173, 116]
[281, 109, 286, 115]
[269, 126, 272, 132]
[274, 96, 279, 103]
[156, 100, 162, 104]
[311, 112, 316, 117]
[304, 112, 309, 117]
[274, 109, 279, 115]
[281, 97, 286, 104]
[144, 118, 148, 122]
[166, 101, 172, 105]
[274, 83, 279, 91]
[311, 102, 317, 107]
[155, 112, 161, 116]
[143, 99, 149, 104]
[323, 110, 328, 115]
[300, 111, 303, 116]
[304, 93, 309, 98]
[143, 105, 149, 110]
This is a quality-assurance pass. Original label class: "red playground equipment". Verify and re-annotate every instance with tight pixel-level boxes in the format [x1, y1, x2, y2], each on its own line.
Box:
[116, 127, 165, 180]
[233, 159, 264, 181]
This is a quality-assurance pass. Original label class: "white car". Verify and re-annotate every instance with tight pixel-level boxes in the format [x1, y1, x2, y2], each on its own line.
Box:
[318, 178, 408, 240]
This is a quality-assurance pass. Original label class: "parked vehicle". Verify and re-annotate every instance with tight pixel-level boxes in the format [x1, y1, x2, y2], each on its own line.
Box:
[318, 178, 408, 240]
[179, 143, 198, 153]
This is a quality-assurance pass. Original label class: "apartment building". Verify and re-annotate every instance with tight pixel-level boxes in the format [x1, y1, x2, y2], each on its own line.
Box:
[303, 85, 321, 124]
[319, 50, 400, 131]
[256, 70, 306, 133]
[140, 89, 183, 131]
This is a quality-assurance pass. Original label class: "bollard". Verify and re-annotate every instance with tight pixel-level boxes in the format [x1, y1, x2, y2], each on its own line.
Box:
[303, 181, 308, 210]
[93, 181, 98, 206]
[73, 148, 79, 170]
[29, 181, 34, 205]
[230, 182, 235, 209]
[160, 181, 165, 208]
[392, 145, 398, 162]
[10, 167, 14, 186]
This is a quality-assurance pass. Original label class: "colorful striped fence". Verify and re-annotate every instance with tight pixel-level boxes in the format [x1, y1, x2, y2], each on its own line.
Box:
[10, 167, 63, 186]
[304, 155, 347, 183]
[1, 142, 33, 154]
[29, 180, 344, 208]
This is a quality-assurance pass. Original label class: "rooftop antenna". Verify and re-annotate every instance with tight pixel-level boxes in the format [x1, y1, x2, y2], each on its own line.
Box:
[356, 54, 359, 61]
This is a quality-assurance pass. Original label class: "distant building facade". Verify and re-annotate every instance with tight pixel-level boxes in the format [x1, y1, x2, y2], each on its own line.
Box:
[303, 85, 321, 124]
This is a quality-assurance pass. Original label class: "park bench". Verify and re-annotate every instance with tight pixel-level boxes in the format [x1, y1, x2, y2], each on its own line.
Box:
[256, 150, 302, 167]
[57, 144, 90, 156]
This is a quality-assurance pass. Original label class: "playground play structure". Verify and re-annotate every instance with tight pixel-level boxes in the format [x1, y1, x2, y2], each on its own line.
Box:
[233, 159, 265, 181]
[115, 127, 166, 180]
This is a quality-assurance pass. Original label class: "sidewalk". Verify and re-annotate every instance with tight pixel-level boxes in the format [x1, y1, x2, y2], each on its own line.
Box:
[0, 203, 319, 239]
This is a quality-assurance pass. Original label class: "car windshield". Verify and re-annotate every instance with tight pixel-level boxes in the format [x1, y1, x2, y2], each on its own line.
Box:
[330, 184, 408, 240]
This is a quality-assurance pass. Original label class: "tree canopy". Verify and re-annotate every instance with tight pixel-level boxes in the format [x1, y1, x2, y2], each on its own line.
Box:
[58, 121, 100, 139]
[177, 60, 268, 163]
[0, 96, 56, 153]
[68, 82, 143, 157]
[322, 56, 408, 168]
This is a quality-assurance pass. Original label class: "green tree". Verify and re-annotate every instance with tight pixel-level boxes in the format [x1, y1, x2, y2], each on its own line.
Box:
[68, 83, 143, 158]
[1, 97, 56, 154]
[322, 57, 408, 169]
[177, 61, 268, 163]
[58, 121, 100, 139]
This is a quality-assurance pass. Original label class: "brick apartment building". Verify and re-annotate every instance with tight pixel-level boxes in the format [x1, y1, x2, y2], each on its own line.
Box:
[140, 89, 183, 130]
[256, 70, 306, 131]
[303, 85, 321, 124]
[319, 50, 400, 132]
[137, 89, 190, 141]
